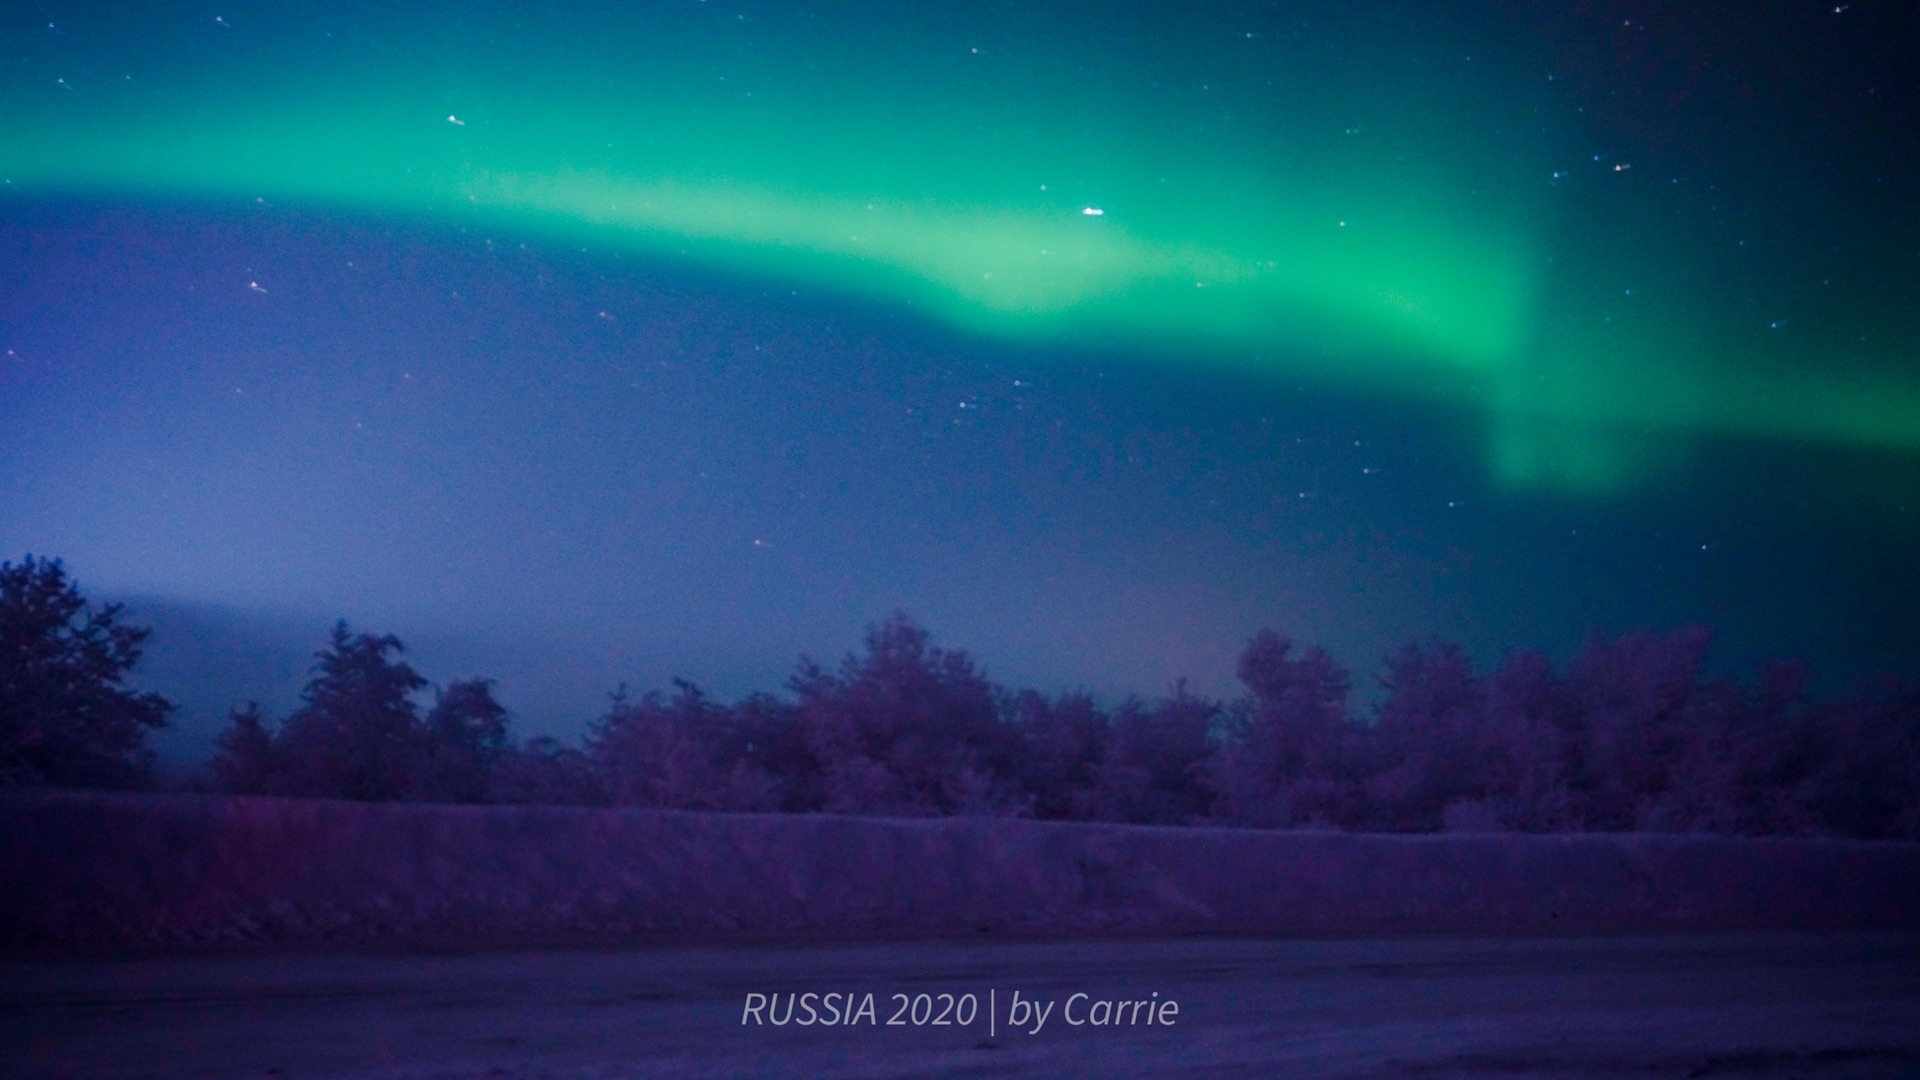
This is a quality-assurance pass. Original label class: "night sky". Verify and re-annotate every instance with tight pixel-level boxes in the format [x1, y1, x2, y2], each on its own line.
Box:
[4, 0, 1917, 762]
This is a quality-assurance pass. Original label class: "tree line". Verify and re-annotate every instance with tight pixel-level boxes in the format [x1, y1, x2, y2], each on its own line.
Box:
[5, 554, 1916, 838]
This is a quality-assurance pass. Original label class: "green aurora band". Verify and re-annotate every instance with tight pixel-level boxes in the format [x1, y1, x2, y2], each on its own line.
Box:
[6, 1, 1917, 493]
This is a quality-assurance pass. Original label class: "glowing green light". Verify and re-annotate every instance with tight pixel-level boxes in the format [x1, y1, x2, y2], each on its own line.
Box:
[4, 2, 1915, 495]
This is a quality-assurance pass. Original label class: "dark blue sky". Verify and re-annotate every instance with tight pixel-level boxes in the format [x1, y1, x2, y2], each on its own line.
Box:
[4, 1, 1917, 761]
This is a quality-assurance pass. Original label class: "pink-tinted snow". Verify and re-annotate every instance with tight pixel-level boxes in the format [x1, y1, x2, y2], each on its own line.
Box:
[4, 791, 1916, 955]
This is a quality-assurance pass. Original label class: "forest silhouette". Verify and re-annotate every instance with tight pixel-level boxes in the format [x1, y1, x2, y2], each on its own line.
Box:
[5, 555, 1916, 839]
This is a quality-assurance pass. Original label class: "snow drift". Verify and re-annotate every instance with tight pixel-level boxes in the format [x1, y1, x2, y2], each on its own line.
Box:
[4, 791, 1917, 955]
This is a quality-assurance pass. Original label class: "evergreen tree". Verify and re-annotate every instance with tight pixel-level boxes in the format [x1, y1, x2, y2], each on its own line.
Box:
[210, 701, 278, 795]
[275, 621, 428, 800]
[420, 678, 510, 803]
[0, 555, 172, 788]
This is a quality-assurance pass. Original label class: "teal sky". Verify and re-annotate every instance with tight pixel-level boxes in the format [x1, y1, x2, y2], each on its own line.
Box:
[3, 1, 1917, 755]
[9, 0, 1915, 495]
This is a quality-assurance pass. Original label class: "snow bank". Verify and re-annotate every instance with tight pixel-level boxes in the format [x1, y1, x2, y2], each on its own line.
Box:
[4, 791, 1916, 955]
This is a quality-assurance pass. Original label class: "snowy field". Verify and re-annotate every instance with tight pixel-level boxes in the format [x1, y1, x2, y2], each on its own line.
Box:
[5, 793, 1919, 1076]
[6, 934, 1920, 1079]
[6, 793, 1919, 954]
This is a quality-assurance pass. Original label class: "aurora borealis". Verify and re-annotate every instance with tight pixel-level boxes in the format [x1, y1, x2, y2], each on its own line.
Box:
[3, 1, 1917, 753]
[10, 0, 1917, 491]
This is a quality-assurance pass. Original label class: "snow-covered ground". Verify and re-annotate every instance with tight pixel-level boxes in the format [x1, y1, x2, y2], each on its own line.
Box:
[5, 793, 1918, 955]
[6, 793, 1919, 1076]
[6, 934, 1920, 1078]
